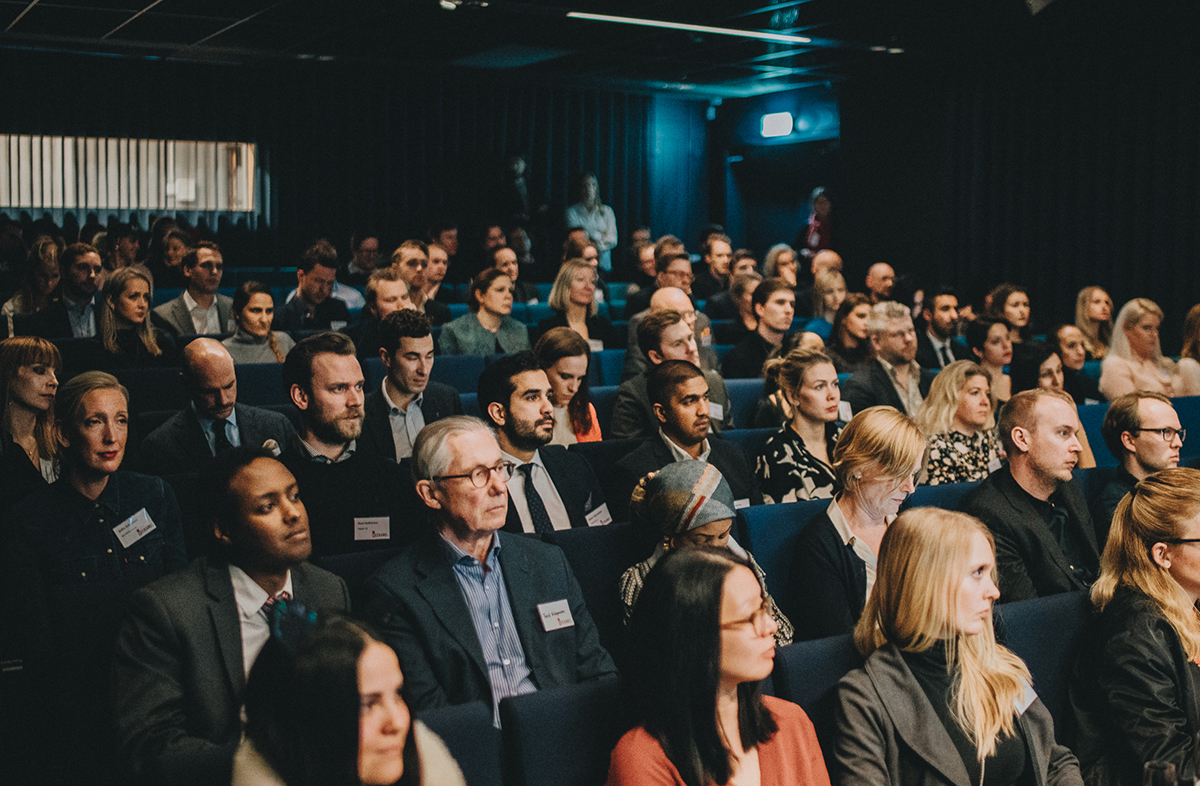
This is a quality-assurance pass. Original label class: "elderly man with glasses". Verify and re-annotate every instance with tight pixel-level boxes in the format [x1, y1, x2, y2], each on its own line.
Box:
[363, 416, 616, 725]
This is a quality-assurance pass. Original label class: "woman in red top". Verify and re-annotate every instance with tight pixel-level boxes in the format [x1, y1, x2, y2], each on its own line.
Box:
[535, 327, 602, 445]
[606, 548, 830, 786]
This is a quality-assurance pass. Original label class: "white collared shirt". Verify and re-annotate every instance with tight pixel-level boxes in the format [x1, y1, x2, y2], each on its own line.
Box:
[826, 497, 888, 602]
[501, 448, 572, 532]
[228, 564, 294, 677]
[382, 379, 425, 461]
[659, 429, 711, 463]
[927, 331, 955, 368]
[183, 289, 221, 335]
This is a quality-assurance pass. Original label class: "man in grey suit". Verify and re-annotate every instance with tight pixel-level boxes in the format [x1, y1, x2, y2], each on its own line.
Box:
[139, 339, 298, 476]
[151, 241, 235, 337]
[112, 449, 350, 786]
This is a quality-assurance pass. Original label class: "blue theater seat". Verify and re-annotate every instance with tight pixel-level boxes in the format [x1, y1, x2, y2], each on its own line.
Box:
[568, 438, 642, 500]
[590, 385, 619, 435]
[903, 479, 981, 512]
[1077, 401, 1114, 467]
[724, 377, 765, 430]
[804, 318, 833, 341]
[523, 303, 554, 324]
[361, 356, 386, 389]
[609, 321, 628, 349]
[1173, 395, 1200, 464]
[429, 354, 487, 393]
[736, 498, 830, 624]
[417, 701, 503, 786]
[594, 349, 625, 387]
[313, 548, 404, 609]
[113, 366, 187, 413]
[771, 634, 862, 765]
[459, 392, 481, 417]
[714, 427, 777, 466]
[234, 363, 288, 406]
[448, 303, 469, 319]
[1071, 465, 1118, 505]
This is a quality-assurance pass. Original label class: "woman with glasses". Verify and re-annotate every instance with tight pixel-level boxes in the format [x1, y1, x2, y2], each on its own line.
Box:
[1072, 467, 1200, 785]
[535, 258, 613, 350]
[606, 546, 828, 786]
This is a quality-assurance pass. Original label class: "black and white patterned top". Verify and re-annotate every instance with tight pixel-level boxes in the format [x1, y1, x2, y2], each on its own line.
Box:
[754, 421, 844, 504]
[922, 429, 1002, 486]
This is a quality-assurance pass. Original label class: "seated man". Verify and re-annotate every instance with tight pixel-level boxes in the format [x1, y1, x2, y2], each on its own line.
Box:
[151, 241, 235, 337]
[960, 388, 1099, 602]
[338, 230, 379, 286]
[273, 240, 351, 332]
[112, 448, 350, 786]
[865, 262, 896, 304]
[1091, 391, 1182, 542]
[22, 242, 102, 338]
[279, 332, 421, 556]
[621, 286, 719, 381]
[426, 242, 455, 304]
[477, 352, 609, 533]
[607, 360, 762, 521]
[690, 233, 732, 301]
[622, 237, 689, 318]
[611, 309, 733, 440]
[360, 309, 462, 462]
[391, 239, 451, 326]
[721, 277, 795, 379]
[914, 286, 970, 370]
[363, 416, 617, 724]
[344, 266, 414, 359]
[841, 301, 936, 417]
[492, 245, 538, 304]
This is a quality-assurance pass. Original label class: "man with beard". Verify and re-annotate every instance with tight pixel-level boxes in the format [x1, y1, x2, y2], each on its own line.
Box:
[280, 332, 420, 556]
[477, 351, 609, 533]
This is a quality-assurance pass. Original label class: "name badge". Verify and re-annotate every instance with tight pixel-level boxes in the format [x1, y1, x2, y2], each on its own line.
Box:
[734, 498, 751, 510]
[838, 401, 854, 422]
[538, 599, 575, 631]
[709, 401, 725, 422]
[585, 503, 613, 528]
[988, 457, 1003, 473]
[587, 338, 605, 353]
[1014, 680, 1037, 715]
[700, 331, 712, 347]
[113, 508, 157, 549]
[354, 517, 391, 541]
[330, 320, 348, 332]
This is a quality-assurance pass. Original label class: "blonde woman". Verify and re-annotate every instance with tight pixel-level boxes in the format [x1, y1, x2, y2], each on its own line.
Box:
[916, 360, 1002, 485]
[535, 258, 612, 350]
[1075, 286, 1113, 360]
[1072, 468, 1200, 785]
[1099, 298, 1188, 399]
[812, 269, 847, 325]
[92, 264, 176, 368]
[1176, 303, 1200, 396]
[835, 508, 1081, 786]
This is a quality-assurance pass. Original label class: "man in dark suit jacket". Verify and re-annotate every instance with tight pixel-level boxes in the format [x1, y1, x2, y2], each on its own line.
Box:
[111, 450, 350, 786]
[151, 242, 235, 338]
[391, 239, 451, 326]
[363, 417, 616, 722]
[477, 351, 609, 533]
[343, 266, 414, 360]
[21, 242, 103, 339]
[841, 301, 936, 417]
[607, 360, 762, 521]
[960, 388, 1099, 603]
[273, 240, 351, 333]
[360, 309, 463, 462]
[914, 287, 971, 370]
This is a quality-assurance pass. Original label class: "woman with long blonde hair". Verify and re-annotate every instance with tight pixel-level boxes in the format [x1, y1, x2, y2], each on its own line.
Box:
[1072, 467, 1200, 785]
[1075, 286, 1113, 360]
[915, 360, 1001, 485]
[93, 264, 176, 367]
[836, 508, 1080, 786]
[1098, 298, 1188, 399]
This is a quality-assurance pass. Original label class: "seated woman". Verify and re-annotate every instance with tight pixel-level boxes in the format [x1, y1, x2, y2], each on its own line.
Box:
[534, 327, 602, 445]
[89, 264, 176, 368]
[763, 243, 798, 289]
[835, 507, 1080, 786]
[811, 269, 847, 327]
[987, 283, 1033, 346]
[1052, 323, 1104, 404]
[607, 547, 828, 786]
[827, 293, 874, 374]
[1072, 467, 1200, 785]
[223, 281, 296, 364]
[916, 360, 1001, 486]
[1100, 297, 1189, 399]
[535, 257, 612, 350]
[1009, 344, 1098, 469]
[438, 268, 530, 356]
[791, 406, 925, 641]
[619, 461, 793, 645]
[2, 237, 60, 318]
[1176, 304, 1200, 397]
[239, 613, 465, 786]
[714, 271, 762, 346]
[1076, 285, 1113, 360]
[965, 316, 1013, 404]
[0, 336, 61, 516]
[755, 348, 843, 503]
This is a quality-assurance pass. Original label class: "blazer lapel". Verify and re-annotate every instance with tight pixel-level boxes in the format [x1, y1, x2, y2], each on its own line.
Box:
[873, 363, 905, 412]
[412, 539, 490, 680]
[997, 471, 1079, 585]
[204, 559, 245, 696]
[497, 536, 547, 680]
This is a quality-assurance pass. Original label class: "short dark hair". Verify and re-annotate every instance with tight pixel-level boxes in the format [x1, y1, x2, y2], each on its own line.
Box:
[378, 309, 432, 356]
[298, 239, 338, 274]
[469, 267, 508, 313]
[637, 309, 685, 361]
[1102, 391, 1174, 458]
[654, 235, 686, 273]
[965, 316, 1007, 354]
[1009, 343, 1058, 396]
[183, 240, 221, 271]
[751, 277, 792, 312]
[282, 332, 357, 393]
[199, 447, 280, 546]
[60, 242, 98, 272]
[647, 359, 703, 410]
[477, 351, 542, 425]
[656, 251, 691, 276]
[702, 234, 731, 257]
[922, 285, 958, 314]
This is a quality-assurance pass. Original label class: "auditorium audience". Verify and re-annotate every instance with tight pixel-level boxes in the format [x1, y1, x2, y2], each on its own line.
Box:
[363, 416, 617, 724]
[112, 448, 349, 786]
[711, 271, 762, 345]
[1009, 343, 1101, 478]
[337, 230, 380, 286]
[23, 241, 101, 338]
[1072, 467, 1200, 786]
[865, 263, 896, 304]
[223, 282, 296, 364]
[835, 507, 1081, 786]
[91, 263, 177, 368]
[794, 248, 843, 320]
[536, 257, 612, 350]
[915, 286, 970, 370]
[344, 266, 414, 360]
[763, 243, 798, 288]
[691, 233, 733, 301]
[491, 245, 538, 304]
[2, 237, 59, 318]
[274, 240, 351, 332]
[1052, 323, 1104, 404]
[152, 241, 234, 338]
[478, 351, 609, 533]
[1099, 297, 1189, 399]
[623, 239, 657, 298]
[960, 388, 1099, 602]
[915, 360, 1001, 485]
[388, 240, 450, 326]
[841, 302, 935, 417]
[790, 405, 924, 641]
[150, 228, 191, 290]
[238, 614, 465, 786]
[987, 283, 1033, 348]
[1075, 285, 1113, 360]
[426, 241, 454, 304]
[965, 316, 1013, 403]
[104, 222, 139, 274]
[534, 326, 602, 445]
[565, 172, 618, 271]
[723, 278, 796, 379]
[826, 292, 874, 374]
[0, 336, 60, 517]
[360, 309, 462, 463]
[755, 348, 843, 503]
[621, 285, 719, 381]
[622, 238, 691, 318]
[438, 268, 531, 355]
[798, 185, 834, 259]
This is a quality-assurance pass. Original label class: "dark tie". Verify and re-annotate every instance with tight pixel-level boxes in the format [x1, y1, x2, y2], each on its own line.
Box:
[212, 419, 234, 456]
[261, 590, 292, 618]
[940, 345, 953, 367]
[519, 464, 555, 534]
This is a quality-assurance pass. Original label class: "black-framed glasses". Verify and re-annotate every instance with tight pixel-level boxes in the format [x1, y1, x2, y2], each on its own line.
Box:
[719, 606, 773, 636]
[1163, 538, 1200, 546]
[1132, 427, 1186, 443]
[432, 461, 514, 488]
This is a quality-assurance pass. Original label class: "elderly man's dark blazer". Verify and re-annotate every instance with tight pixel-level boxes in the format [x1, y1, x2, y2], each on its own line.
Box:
[362, 531, 617, 712]
[359, 382, 464, 462]
[959, 465, 1098, 603]
[137, 403, 300, 476]
[840, 359, 936, 418]
[501, 445, 607, 534]
[111, 556, 350, 786]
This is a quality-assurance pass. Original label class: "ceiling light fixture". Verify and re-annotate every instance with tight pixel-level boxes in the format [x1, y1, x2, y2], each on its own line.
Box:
[566, 12, 812, 45]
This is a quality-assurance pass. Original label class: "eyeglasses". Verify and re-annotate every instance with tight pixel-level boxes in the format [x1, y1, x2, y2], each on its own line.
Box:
[432, 461, 514, 488]
[1163, 538, 1200, 546]
[1132, 427, 1186, 443]
[720, 605, 774, 636]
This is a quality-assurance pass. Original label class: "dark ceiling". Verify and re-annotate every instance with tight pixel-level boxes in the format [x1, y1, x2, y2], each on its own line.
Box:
[0, 0, 1075, 98]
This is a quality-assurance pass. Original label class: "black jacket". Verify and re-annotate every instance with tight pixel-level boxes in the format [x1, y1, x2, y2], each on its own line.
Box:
[501, 445, 607, 534]
[359, 383, 464, 462]
[790, 507, 868, 641]
[840, 359, 936, 418]
[914, 331, 972, 370]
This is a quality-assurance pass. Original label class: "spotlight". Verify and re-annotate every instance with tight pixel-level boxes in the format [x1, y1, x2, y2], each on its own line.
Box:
[760, 112, 793, 138]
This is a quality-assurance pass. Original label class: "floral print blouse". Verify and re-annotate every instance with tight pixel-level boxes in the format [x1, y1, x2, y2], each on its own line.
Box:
[922, 429, 1002, 486]
[755, 421, 844, 504]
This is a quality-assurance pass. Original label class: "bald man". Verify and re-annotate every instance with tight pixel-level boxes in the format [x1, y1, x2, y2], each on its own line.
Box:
[138, 339, 300, 477]
[621, 286, 720, 381]
[866, 263, 896, 304]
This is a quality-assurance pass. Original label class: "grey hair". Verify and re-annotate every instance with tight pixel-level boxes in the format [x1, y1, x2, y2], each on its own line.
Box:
[866, 301, 913, 336]
[411, 416, 497, 483]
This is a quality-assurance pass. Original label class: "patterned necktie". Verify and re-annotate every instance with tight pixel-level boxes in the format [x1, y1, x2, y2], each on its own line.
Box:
[261, 590, 292, 618]
[212, 419, 234, 456]
[519, 463, 555, 534]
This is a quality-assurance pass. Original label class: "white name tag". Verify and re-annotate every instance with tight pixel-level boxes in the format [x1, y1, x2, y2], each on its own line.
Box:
[1014, 680, 1037, 715]
[113, 508, 156, 549]
[537, 599, 575, 631]
[700, 332, 712, 347]
[988, 457, 1003, 473]
[734, 498, 751, 510]
[354, 517, 391, 541]
[330, 320, 348, 331]
[709, 401, 725, 422]
[585, 503, 613, 528]
[587, 338, 605, 353]
[838, 401, 854, 422]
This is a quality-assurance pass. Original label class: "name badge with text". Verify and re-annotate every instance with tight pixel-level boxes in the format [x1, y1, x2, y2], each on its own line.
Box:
[114, 508, 157, 549]
[586, 504, 613, 528]
[709, 401, 724, 422]
[354, 517, 391, 541]
[538, 599, 575, 631]
[734, 498, 751, 510]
